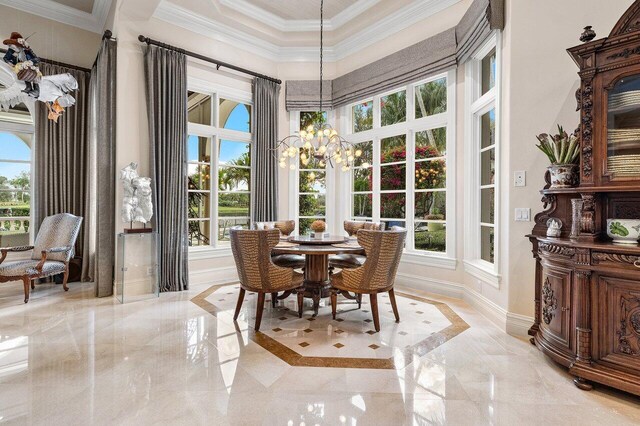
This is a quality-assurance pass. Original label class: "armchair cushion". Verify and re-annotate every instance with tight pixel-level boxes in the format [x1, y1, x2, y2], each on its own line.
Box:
[32, 214, 83, 262]
[0, 260, 66, 277]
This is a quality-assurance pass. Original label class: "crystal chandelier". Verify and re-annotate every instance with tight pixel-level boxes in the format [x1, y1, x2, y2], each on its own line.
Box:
[276, 0, 362, 172]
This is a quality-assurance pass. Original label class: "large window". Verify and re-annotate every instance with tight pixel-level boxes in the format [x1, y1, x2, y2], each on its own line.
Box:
[0, 131, 32, 248]
[293, 111, 328, 235]
[187, 86, 252, 249]
[0, 100, 34, 249]
[345, 70, 456, 260]
[464, 33, 501, 285]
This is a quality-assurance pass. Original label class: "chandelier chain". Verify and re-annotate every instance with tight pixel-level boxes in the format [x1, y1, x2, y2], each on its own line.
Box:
[319, 0, 324, 116]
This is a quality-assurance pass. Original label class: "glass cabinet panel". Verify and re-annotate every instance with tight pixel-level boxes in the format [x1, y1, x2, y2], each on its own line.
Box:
[607, 74, 640, 178]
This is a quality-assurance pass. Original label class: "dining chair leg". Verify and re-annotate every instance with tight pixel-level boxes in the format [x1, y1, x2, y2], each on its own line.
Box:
[297, 290, 304, 318]
[271, 292, 278, 308]
[22, 276, 30, 303]
[369, 293, 380, 332]
[330, 291, 337, 320]
[357, 293, 362, 309]
[255, 292, 266, 331]
[233, 288, 246, 321]
[389, 288, 400, 322]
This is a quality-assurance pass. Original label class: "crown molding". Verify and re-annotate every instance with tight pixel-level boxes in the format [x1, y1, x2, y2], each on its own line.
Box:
[0, 0, 112, 34]
[218, 0, 382, 32]
[156, 0, 462, 63]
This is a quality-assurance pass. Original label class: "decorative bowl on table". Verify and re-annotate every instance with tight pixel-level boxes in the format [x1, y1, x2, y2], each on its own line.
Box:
[606, 219, 640, 244]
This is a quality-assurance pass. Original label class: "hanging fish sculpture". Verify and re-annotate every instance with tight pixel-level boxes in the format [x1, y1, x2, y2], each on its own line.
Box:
[0, 32, 78, 122]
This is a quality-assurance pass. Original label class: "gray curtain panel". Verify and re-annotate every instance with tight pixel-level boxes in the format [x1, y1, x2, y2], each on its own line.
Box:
[35, 63, 90, 273]
[85, 38, 117, 297]
[251, 78, 280, 222]
[285, 80, 332, 111]
[144, 45, 189, 292]
[456, 0, 505, 63]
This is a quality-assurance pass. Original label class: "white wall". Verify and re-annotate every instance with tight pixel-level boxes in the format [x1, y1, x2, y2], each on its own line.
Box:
[502, 0, 635, 320]
[0, 6, 102, 68]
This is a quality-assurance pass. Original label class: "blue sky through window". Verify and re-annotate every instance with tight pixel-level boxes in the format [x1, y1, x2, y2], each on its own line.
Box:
[0, 132, 30, 180]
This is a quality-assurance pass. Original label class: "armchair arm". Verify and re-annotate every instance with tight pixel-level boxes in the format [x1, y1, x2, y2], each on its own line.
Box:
[45, 246, 73, 254]
[0, 245, 35, 265]
[35, 246, 72, 273]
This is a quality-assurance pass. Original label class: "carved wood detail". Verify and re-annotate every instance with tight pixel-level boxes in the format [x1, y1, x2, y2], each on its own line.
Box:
[610, 1, 640, 37]
[580, 194, 596, 235]
[617, 294, 640, 356]
[575, 248, 591, 265]
[542, 278, 558, 325]
[580, 79, 594, 179]
[539, 242, 576, 257]
[592, 252, 640, 265]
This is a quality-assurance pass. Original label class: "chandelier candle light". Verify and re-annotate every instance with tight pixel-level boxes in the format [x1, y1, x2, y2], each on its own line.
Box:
[275, 0, 364, 172]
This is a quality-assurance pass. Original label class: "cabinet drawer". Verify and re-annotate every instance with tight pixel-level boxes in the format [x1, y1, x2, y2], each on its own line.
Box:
[592, 252, 640, 273]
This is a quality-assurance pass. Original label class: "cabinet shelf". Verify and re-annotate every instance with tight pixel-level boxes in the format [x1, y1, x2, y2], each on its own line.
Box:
[540, 185, 640, 195]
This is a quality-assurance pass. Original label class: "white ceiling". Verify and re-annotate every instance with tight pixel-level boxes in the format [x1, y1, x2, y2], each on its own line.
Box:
[0, 0, 112, 33]
[243, 0, 359, 20]
[52, 0, 95, 14]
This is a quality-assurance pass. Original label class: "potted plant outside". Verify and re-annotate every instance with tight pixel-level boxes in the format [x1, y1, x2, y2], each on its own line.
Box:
[535, 125, 580, 188]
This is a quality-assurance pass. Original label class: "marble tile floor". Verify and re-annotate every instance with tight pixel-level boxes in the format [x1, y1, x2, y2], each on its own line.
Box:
[0, 280, 639, 425]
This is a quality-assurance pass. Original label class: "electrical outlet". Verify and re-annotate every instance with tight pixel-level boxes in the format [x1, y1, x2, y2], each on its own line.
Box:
[514, 171, 526, 187]
[515, 208, 531, 222]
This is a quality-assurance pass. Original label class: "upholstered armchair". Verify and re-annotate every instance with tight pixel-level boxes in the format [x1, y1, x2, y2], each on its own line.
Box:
[330, 228, 406, 332]
[230, 228, 304, 331]
[0, 213, 83, 303]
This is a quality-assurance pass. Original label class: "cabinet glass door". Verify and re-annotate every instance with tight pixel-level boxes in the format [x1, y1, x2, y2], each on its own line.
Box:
[607, 74, 640, 179]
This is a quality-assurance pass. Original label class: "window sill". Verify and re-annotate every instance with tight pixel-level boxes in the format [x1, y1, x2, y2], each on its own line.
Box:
[400, 252, 457, 270]
[189, 247, 233, 260]
[463, 259, 500, 288]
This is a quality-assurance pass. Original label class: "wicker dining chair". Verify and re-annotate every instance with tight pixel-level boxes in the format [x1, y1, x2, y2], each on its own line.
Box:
[330, 228, 407, 332]
[0, 213, 83, 303]
[329, 220, 383, 271]
[269, 219, 305, 265]
[230, 228, 304, 331]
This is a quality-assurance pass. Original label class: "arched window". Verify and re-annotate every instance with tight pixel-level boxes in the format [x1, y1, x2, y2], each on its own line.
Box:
[0, 107, 34, 247]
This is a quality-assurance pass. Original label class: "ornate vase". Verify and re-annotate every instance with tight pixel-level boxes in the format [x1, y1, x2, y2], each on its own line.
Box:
[548, 164, 578, 188]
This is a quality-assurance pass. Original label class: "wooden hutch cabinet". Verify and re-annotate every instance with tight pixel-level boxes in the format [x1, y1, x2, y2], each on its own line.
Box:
[528, 1, 640, 396]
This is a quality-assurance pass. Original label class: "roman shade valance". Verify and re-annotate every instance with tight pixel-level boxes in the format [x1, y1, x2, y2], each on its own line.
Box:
[285, 0, 504, 111]
[285, 80, 333, 111]
[332, 28, 456, 108]
[456, 0, 505, 63]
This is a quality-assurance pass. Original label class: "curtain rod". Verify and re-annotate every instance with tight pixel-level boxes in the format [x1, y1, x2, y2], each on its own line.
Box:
[137, 35, 282, 85]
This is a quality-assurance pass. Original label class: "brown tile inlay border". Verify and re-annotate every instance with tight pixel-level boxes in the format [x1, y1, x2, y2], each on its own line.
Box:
[191, 283, 469, 370]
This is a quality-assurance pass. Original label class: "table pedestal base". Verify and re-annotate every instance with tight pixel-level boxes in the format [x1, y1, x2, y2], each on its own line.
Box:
[303, 254, 331, 316]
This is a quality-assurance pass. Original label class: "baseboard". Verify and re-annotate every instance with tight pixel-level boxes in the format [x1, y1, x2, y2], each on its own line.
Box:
[189, 265, 238, 286]
[462, 286, 507, 330]
[506, 312, 534, 338]
[396, 271, 532, 338]
[395, 272, 464, 299]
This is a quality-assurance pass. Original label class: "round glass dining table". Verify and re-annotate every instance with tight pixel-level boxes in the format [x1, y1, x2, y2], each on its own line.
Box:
[272, 235, 364, 316]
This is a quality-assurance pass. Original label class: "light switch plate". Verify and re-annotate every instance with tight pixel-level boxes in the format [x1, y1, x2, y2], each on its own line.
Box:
[514, 171, 526, 187]
[515, 208, 531, 222]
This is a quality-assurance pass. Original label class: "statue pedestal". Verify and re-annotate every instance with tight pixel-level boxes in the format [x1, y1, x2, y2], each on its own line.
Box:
[124, 227, 153, 234]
